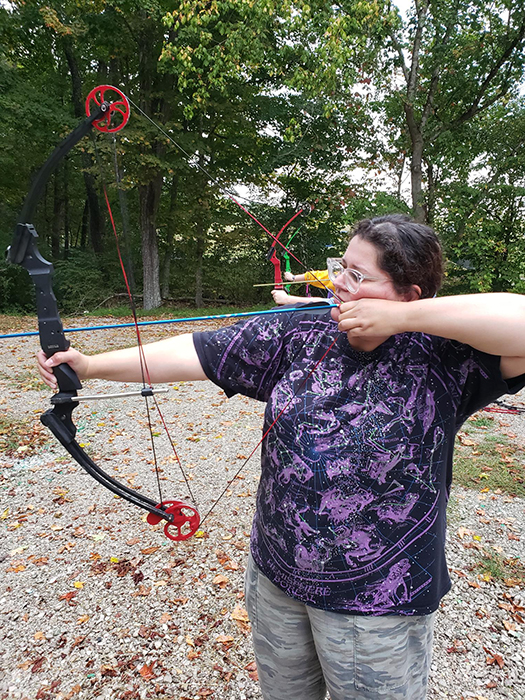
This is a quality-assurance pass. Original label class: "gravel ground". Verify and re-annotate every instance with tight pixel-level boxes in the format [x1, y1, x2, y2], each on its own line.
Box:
[0, 316, 524, 700]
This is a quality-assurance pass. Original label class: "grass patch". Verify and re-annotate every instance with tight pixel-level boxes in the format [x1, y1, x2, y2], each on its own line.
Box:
[0, 369, 48, 392]
[454, 414, 525, 497]
[0, 414, 50, 457]
[475, 547, 525, 585]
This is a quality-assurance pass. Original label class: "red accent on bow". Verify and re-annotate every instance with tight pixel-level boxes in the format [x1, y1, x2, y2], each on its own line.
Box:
[85, 85, 130, 133]
[267, 209, 305, 288]
[147, 501, 201, 541]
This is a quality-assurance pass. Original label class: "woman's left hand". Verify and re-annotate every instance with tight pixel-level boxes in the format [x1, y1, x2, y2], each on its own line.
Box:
[331, 299, 408, 337]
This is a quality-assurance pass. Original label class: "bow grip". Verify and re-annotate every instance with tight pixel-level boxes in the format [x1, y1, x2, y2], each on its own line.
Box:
[10, 223, 82, 393]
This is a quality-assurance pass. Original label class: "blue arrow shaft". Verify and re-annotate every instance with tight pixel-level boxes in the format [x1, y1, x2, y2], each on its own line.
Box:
[0, 303, 336, 339]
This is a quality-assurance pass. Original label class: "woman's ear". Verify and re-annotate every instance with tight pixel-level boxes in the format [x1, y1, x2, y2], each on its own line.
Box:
[403, 285, 422, 302]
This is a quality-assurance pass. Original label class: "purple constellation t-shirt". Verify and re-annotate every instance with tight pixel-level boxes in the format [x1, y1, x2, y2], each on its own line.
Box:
[193, 306, 524, 615]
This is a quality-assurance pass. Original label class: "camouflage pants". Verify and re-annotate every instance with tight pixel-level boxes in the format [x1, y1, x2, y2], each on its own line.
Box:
[245, 554, 435, 700]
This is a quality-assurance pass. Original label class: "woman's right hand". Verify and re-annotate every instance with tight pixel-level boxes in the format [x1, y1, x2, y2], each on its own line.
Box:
[37, 348, 90, 390]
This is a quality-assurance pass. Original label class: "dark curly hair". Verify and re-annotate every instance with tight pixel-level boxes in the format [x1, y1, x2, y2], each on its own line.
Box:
[351, 214, 443, 299]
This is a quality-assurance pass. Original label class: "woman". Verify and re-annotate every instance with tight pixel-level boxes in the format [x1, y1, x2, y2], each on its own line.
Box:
[38, 214, 525, 700]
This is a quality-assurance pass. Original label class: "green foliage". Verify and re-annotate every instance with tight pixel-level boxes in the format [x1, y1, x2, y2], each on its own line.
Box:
[0, 258, 36, 313]
[53, 250, 118, 314]
[2, 0, 525, 311]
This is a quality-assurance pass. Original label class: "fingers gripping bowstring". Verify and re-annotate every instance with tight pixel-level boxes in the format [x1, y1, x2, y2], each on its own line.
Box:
[92, 132, 198, 518]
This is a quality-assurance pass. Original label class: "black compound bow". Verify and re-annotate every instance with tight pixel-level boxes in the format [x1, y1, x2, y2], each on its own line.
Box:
[6, 85, 200, 541]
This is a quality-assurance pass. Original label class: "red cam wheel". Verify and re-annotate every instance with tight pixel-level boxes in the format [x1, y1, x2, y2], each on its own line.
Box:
[85, 85, 130, 133]
[147, 500, 201, 541]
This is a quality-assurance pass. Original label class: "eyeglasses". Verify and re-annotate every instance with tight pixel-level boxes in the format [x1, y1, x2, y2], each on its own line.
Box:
[326, 257, 389, 293]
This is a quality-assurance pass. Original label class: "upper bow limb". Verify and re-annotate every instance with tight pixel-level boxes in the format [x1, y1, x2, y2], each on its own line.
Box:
[38, 333, 207, 389]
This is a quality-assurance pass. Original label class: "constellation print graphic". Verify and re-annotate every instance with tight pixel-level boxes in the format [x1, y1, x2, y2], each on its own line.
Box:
[197, 311, 506, 613]
[355, 559, 412, 611]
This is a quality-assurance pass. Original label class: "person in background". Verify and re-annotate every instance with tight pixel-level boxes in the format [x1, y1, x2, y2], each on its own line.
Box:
[271, 268, 335, 305]
[37, 214, 525, 700]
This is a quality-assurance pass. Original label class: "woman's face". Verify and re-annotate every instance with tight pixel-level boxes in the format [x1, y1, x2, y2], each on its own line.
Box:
[334, 235, 411, 303]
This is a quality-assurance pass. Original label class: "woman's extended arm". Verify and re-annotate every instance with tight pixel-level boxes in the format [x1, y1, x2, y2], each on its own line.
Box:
[37, 333, 206, 390]
[334, 293, 525, 378]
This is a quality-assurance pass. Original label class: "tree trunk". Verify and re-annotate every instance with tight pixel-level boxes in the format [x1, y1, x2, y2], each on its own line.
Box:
[194, 232, 205, 307]
[161, 175, 179, 299]
[426, 161, 436, 225]
[405, 104, 426, 223]
[139, 177, 162, 309]
[114, 160, 136, 293]
[80, 200, 89, 248]
[64, 158, 70, 258]
[135, 10, 177, 308]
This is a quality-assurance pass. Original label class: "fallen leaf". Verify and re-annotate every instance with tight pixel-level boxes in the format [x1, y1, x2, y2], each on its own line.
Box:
[456, 526, 472, 539]
[138, 661, 156, 680]
[244, 661, 259, 681]
[6, 564, 26, 573]
[58, 591, 78, 604]
[141, 546, 160, 555]
[169, 597, 188, 607]
[484, 646, 505, 668]
[446, 641, 466, 654]
[70, 635, 86, 649]
[133, 585, 151, 597]
[504, 578, 522, 587]
[216, 634, 235, 650]
[224, 561, 239, 571]
[212, 574, 229, 588]
[231, 605, 249, 623]
[31, 657, 45, 673]
[100, 664, 118, 677]
[458, 436, 476, 446]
